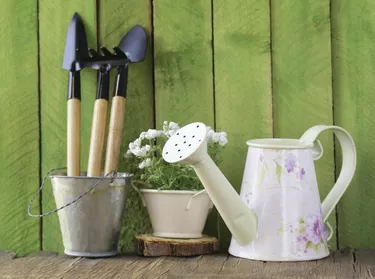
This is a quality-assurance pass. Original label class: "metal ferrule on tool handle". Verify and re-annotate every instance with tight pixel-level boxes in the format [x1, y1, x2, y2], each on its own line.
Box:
[113, 66, 129, 98]
[67, 71, 81, 100]
[96, 66, 110, 100]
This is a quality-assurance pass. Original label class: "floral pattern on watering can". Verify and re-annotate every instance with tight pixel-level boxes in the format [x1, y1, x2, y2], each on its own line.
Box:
[228, 147, 330, 261]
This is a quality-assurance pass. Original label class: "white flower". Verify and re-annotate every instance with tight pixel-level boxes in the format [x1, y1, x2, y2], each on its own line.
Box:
[131, 145, 150, 157]
[139, 158, 152, 169]
[130, 146, 140, 156]
[168, 121, 180, 130]
[139, 132, 147, 139]
[144, 158, 152, 167]
[134, 138, 141, 146]
[211, 132, 220, 143]
[124, 149, 132, 158]
[128, 142, 136, 150]
[205, 127, 228, 146]
[138, 147, 148, 157]
[145, 129, 163, 139]
[218, 137, 228, 146]
[218, 132, 228, 146]
[162, 121, 180, 137]
[206, 126, 215, 143]
[164, 129, 179, 138]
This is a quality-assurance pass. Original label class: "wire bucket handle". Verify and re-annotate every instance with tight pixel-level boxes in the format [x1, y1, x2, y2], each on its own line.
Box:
[27, 167, 116, 218]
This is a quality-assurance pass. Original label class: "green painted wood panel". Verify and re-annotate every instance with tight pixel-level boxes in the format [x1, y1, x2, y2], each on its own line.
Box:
[40, 0, 97, 252]
[213, 0, 273, 248]
[99, 0, 154, 252]
[0, 0, 39, 255]
[153, 0, 217, 236]
[271, 0, 337, 248]
[331, 0, 375, 248]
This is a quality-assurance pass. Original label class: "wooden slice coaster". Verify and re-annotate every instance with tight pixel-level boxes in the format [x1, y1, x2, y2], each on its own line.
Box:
[135, 234, 220, 257]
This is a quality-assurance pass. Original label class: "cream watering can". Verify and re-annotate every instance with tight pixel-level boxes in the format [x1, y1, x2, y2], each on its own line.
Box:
[162, 123, 356, 261]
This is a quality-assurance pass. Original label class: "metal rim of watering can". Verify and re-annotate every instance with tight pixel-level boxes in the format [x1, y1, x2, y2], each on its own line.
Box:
[27, 167, 117, 218]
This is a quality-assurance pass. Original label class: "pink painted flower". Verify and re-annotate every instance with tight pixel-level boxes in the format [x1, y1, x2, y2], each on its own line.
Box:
[296, 234, 308, 243]
[285, 153, 297, 173]
[304, 215, 324, 245]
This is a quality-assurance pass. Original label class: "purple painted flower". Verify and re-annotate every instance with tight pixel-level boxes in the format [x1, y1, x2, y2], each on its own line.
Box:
[296, 234, 307, 243]
[285, 153, 297, 173]
[259, 154, 264, 162]
[304, 216, 324, 245]
[244, 192, 252, 205]
[298, 168, 306, 180]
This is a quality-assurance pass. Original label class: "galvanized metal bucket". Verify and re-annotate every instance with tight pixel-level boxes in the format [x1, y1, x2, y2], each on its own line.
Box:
[28, 169, 132, 258]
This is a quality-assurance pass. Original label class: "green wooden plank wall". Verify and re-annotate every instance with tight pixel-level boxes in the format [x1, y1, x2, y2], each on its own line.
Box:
[271, 0, 337, 249]
[0, 0, 39, 256]
[1, 0, 374, 255]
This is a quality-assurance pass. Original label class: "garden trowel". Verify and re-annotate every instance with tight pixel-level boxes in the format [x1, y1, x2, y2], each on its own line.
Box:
[62, 13, 89, 176]
[103, 25, 147, 175]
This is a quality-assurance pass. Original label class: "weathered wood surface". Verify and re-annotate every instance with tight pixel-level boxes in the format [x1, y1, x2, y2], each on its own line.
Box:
[331, 0, 375, 249]
[99, 0, 154, 252]
[39, 0, 97, 253]
[213, 0, 273, 249]
[0, 249, 373, 278]
[0, 0, 40, 255]
[271, 0, 336, 249]
[153, 0, 217, 238]
[135, 234, 220, 256]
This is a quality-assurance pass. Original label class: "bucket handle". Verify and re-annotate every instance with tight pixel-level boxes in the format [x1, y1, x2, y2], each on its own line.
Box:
[27, 167, 116, 218]
[186, 189, 210, 210]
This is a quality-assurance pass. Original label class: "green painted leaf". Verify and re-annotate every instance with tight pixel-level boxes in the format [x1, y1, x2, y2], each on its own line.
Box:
[314, 244, 319, 253]
[264, 162, 269, 171]
[299, 218, 304, 224]
[298, 227, 306, 234]
[306, 241, 314, 249]
[256, 166, 265, 188]
[276, 163, 282, 184]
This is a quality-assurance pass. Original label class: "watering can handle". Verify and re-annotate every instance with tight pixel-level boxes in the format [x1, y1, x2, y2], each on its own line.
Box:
[300, 125, 356, 222]
[27, 167, 116, 218]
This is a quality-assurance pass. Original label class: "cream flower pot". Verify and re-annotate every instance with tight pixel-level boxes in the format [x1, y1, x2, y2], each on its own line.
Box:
[139, 189, 213, 238]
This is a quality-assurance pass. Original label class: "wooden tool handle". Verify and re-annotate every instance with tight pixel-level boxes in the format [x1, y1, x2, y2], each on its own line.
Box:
[87, 99, 108, 177]
[104, 96, 126, 175]
[67, 98, 80, 176]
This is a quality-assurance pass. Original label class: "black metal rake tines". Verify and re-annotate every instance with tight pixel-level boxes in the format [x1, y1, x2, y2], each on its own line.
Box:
[84, 46, 130, 71]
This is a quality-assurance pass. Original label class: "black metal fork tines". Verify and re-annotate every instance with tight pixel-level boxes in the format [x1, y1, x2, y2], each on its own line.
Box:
[84, 46, 129, 71]
[86, 46, 129, 100]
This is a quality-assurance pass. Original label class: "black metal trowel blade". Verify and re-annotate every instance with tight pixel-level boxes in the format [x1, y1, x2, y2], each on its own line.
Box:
[62, 13, 89, 71]
[118, 25, 147, 63]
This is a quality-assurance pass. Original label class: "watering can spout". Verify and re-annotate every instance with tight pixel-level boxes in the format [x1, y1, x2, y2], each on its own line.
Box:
[162, 122, 258, 245]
